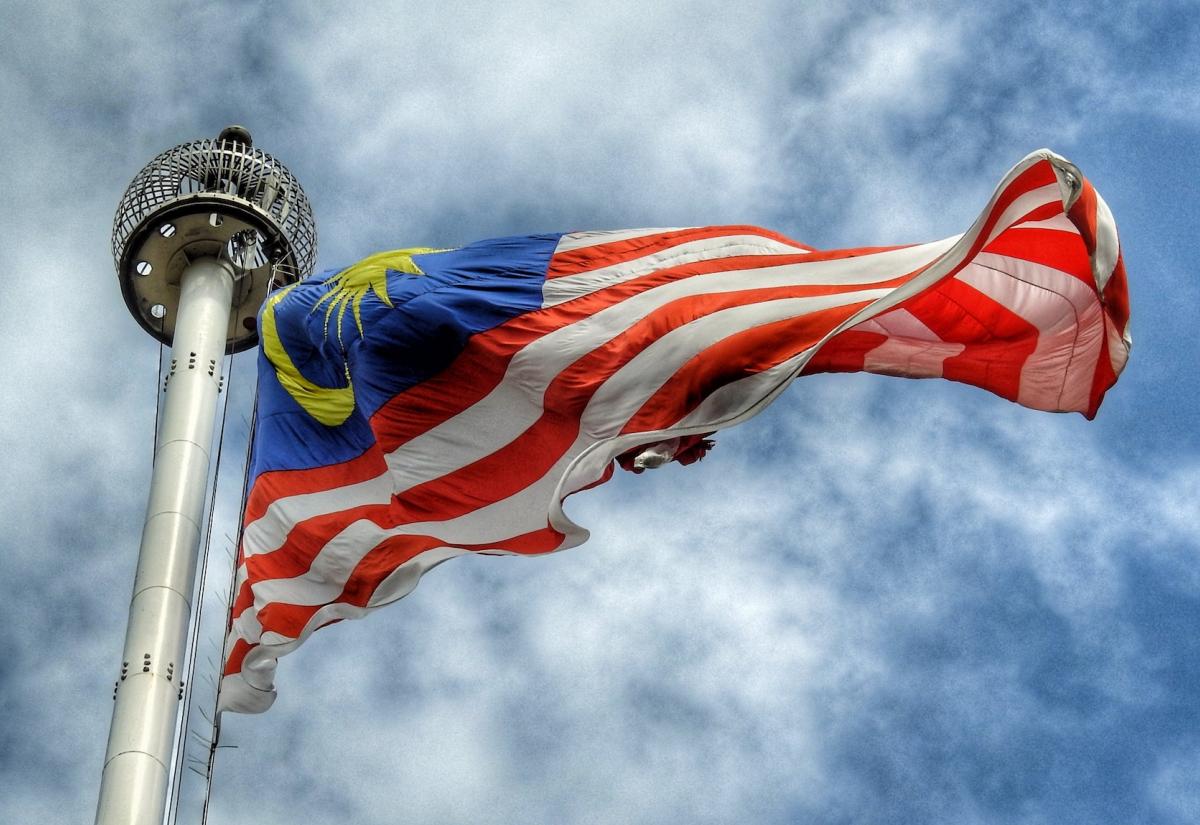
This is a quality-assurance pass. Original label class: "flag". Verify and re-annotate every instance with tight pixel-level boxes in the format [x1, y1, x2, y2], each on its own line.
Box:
[219, 149, 1130, 713]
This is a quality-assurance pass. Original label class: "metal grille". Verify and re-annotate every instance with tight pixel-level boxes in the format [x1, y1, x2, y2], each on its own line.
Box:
[112, 132, 318, 352]
[112, 136, 317, 278]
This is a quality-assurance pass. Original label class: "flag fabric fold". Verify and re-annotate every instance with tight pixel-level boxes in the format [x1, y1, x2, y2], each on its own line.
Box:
[220, 149, 1130, 713]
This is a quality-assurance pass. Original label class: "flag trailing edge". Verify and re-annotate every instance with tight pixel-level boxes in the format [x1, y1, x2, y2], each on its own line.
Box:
[219, 149, 1130, 714]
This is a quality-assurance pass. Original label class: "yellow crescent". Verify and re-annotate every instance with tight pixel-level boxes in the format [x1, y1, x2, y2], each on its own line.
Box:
[260, 248, 445, 426]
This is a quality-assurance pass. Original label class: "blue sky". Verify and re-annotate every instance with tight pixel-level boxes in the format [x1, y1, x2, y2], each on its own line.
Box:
[1, 1, 1198, 823]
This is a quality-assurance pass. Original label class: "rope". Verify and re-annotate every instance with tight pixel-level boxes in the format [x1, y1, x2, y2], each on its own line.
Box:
[166, 348, 236, 825]
[197, 382, 259, 825]
[196, 268, 281, 824]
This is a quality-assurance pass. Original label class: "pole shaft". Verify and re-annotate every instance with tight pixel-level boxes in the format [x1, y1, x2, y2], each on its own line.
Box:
[96, 257, 235, 825]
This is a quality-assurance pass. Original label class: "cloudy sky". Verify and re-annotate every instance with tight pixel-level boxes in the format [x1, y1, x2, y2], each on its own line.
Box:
[2, 1, 1198, 823]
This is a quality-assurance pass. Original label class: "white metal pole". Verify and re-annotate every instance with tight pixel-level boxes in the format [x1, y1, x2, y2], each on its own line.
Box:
[96, 256, 235, 825]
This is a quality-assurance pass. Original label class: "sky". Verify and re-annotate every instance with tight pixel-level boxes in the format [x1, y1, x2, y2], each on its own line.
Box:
[1, 1, 1198, 823]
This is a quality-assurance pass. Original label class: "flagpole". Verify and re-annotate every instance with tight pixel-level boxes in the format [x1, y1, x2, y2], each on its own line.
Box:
[96, 256, 234, 825]
[98, 127, 316, 825]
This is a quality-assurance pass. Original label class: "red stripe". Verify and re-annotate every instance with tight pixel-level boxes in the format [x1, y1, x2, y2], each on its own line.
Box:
[904, 277, 1039, 403]
[244, 446, 388, 528]
[1102, 254, 1130, 337]
[801, 330, 889, 375]
[980, 161, 1061, 242]
[1067, 179, 1100, 259]
[223, 637, 252, 676]
[982, 225, 1092, 286]
[231, 574, 253, 618]
[621, 302, 875, 434]
[1085, 319, 1116, 421]
[254, 527, 565, 640]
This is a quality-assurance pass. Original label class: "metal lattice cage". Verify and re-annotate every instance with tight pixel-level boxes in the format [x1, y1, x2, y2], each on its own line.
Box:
[112, 128, 317, 352]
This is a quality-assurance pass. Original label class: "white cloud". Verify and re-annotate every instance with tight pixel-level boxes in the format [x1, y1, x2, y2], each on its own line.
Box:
[1151, 746, 1200, 822]
[1, 1, 1197, 824]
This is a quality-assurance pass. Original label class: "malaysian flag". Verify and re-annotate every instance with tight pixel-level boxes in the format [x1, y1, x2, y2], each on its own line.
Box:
[220, 149, 1129, 713]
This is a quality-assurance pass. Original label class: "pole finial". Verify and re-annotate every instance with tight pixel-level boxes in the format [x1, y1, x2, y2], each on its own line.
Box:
[217, 125, 252, 147]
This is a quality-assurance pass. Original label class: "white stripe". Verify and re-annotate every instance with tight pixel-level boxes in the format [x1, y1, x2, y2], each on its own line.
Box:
[675, 350, 811, 433]
[543, 234, 812, 307]
[859, 310, 966, 378]
[553, 227, 685, 253]
[365, 546, 465, 607]
[1092, 190, 1120, 292]
[217, 673, 274, 713]
[543, 235, 953, 308]
[983, 183, 1063, 247]
[1013, 214, 1078, 234]
[1107, 319, 1130, 376]
[242, 474, 392, 556]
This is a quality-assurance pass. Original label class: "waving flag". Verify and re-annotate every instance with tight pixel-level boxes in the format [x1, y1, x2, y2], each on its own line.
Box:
[220, 150, 1130, 713]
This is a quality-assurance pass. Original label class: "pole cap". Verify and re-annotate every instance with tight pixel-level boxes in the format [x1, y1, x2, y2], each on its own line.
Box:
[218, 125, 253, 147]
